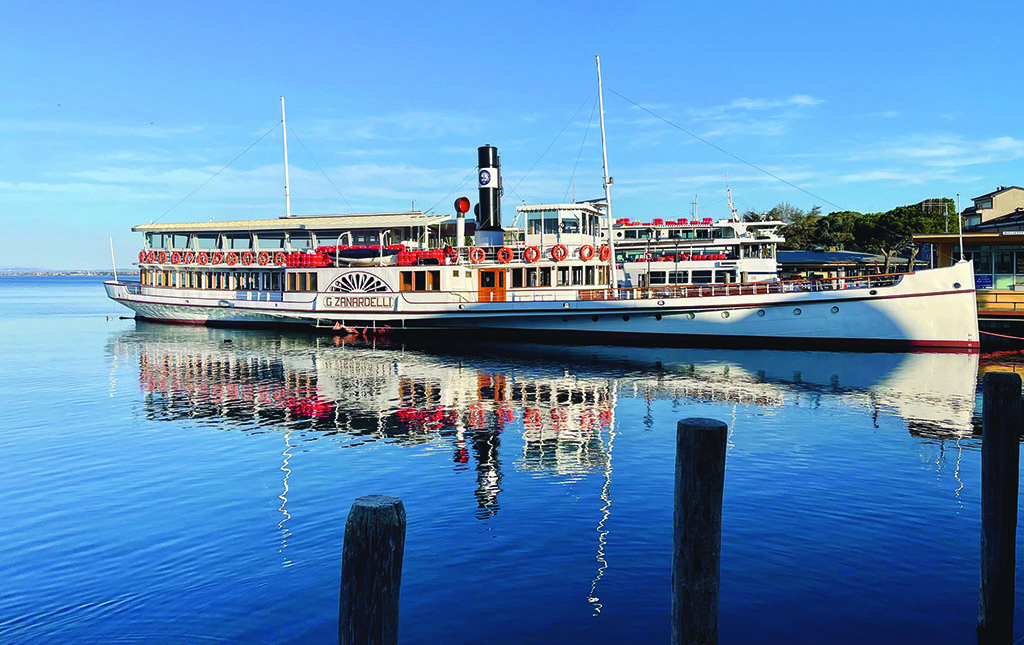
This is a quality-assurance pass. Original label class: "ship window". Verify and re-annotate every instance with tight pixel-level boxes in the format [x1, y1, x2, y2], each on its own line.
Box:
[414, 271, 427, 291]
[692, 270, 713, 284]
[171, 234, 189, 249]
[649, 271, 667, 285]
[572, 266, 583, 285]
[271, 272, 281, 291]
[558, 266, 570, 286]
[527, 213, 543, 235]
[225, 234, 252, 250]
[146, 233, 167, 249]
[288, 232, 312, 251]
[287, 273, 297, 291]
[669, 270, 688, 284]
[525, 267, 537, 287]
[539, 267, 552, 287]
[585, 266, 595, 285]
[717, 270, 736, 283]
[308, 272, 318, 291]
[543, 211, 559, 235]
[256, 233, 285, 250]
[696, 229, 710, 239]
[401, 271, 413, 291]
[512, 268, 524, 288]
[195, 234, 218, 250]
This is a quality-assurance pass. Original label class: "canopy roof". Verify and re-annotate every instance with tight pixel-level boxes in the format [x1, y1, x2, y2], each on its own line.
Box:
[133, 212, 451, 233]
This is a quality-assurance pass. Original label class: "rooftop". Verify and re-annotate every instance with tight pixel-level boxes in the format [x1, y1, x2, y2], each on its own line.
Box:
[133, 212, 451, 233]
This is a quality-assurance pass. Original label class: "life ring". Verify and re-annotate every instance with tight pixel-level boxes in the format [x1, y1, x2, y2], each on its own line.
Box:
[226, 252, 238, 266]
[496, 247, 513, 263]
[138, 250, 146, 263]
[212, 252, 224, 264]
[170, 251, 182, 264]
[146, 251, 155, 263]
[241, 251, 254, 266]
[184, 251, 195, 264]
[157, 250, 167, 264]
[551, 244, 568, 262]
[524, 246, 540, 263]
[578, 244, 595, 261]
[257, 251, 270, 266]
[197, 252, 209, 265]
[274, 252, 287, 265]
[599, 244, 611, 262]
[469, 247, 486, 263]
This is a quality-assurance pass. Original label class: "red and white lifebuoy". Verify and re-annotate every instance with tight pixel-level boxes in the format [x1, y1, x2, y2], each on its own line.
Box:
[578, 244, 595, 261]
[274, 252, 287, 266]
[524, 246, 540, 263]
[257, 251, 270, 266]
[212, 252, 224, 264]
[496, 247, 513, 263]
[184, 251, 195, 264]
[138, 250, 146, 263]
[226, 252, 238, 266]
[598, 244, 611, 262]
[551, 244, 568, 262]
[197, 252, 209, 265]
[157, 250, 167, 264]
[469, 247, 486, 263]
[241, 251, 254, 266]
[170, 251, 182, 264]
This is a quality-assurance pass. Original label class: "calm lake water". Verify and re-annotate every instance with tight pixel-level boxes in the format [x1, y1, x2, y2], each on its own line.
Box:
[1, 275, 1021, 644]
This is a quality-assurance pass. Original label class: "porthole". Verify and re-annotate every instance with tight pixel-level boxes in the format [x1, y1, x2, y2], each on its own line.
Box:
[793, 308, 802, 315]
[831, 306, 839, 314]
[655, 314, 663, 321]
[757, 309, 766, 317]
[657, 300, 665, 306]
[869, 290, 877, 296]
[562, 316, 570, 322]
[622, 314, 630, 321]
[592, 315, 600, 322]
[686, 312, 695, 320]
[953, 282, 961, 289]
[459, 304, 465, 310]
[562, 302, 571, 308]
[721, 311, 730, 319]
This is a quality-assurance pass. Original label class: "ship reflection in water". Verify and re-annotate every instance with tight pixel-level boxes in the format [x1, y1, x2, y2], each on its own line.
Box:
[110, 323, 980, 520]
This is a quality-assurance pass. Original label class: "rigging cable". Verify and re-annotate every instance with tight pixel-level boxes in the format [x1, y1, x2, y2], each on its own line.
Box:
[424, 166, 479, 214]
[288, 126, 356, 213]
[154, 120, 281, 223]
[502, 92, 597, 208]
[563, 95, 599, 203]
[606, 87, 843, 210]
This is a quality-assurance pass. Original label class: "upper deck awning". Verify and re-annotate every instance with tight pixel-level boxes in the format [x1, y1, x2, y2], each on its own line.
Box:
[132, 212, 451, 233]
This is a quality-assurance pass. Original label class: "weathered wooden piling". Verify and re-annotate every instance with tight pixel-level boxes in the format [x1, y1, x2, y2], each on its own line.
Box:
[339, 494, 406, 645]
[673, 417, 728, 645]
[978, 372, 1021, 644]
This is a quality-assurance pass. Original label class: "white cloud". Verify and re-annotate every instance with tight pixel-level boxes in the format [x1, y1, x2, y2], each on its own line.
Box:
[850, 134, 1024, 168]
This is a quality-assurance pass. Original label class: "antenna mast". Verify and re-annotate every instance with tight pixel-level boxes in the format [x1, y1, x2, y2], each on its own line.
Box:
[727, 174, 739, 222]
[281, 96, 292, 218]
[596, 55, 618, 286]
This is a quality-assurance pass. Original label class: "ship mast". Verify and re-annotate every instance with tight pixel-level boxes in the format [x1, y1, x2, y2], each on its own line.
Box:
[596, 56, 618, 287]
[281, 96, 292, 218]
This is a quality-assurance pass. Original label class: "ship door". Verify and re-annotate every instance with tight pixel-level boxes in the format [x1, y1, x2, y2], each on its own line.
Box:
[478, 269, 506, 302]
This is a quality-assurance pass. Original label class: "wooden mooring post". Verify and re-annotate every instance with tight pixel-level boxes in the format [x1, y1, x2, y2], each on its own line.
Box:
[978, 372, 1021, 644]
[673, 417, 728, 645]
[339, 494, 406, 645]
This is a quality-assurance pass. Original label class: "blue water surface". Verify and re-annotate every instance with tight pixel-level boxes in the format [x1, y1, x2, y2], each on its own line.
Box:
[0, 275, 1020, 644]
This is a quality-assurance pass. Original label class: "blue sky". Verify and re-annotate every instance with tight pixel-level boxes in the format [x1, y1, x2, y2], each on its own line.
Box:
[2, 0, 1022, 269]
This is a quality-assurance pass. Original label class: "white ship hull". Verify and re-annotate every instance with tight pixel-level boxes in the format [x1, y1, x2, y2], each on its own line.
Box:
[106, 261, 979, 351]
